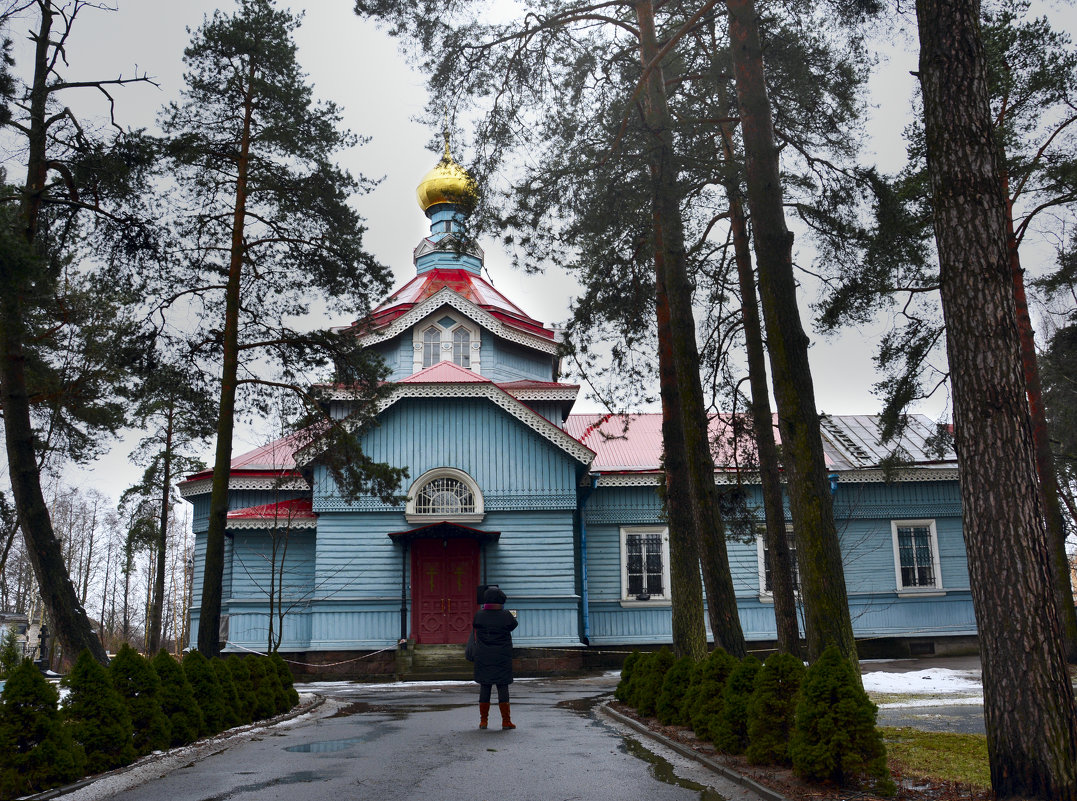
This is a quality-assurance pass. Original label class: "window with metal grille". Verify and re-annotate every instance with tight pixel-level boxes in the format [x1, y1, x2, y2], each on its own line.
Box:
[761, 527, 799, 594]
[414, 477, 475, 515]
[422, 326, 441, 368]
[625, 531, 664, 598]
[897, 523, 937, 588]
[453, 328, 470, 368]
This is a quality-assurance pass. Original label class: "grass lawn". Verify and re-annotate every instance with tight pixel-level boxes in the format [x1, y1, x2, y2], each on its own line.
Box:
[881, 726, 991, 790]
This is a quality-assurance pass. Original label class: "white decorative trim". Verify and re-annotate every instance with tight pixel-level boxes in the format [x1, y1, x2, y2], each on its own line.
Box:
[595, 473, 663, 487]
[411, 312, 481, 373]
[178, 476, 311, 498]
[225, 518, 317, 530]
[360, 287, 558, 355]
[501, 387, 579, 402]
[591, 467, 958, 488]
[404, 466, 485, 523]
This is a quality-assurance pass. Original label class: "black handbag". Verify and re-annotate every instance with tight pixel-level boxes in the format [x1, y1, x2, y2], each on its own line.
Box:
[464, 628, 476, 661]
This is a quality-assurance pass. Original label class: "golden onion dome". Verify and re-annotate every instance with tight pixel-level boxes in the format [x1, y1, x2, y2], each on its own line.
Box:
[415, 137, 479, 213]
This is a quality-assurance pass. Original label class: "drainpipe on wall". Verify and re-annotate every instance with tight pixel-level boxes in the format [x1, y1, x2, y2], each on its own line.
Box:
[399, 542, 409, 646]
[578, 475, 598, 645]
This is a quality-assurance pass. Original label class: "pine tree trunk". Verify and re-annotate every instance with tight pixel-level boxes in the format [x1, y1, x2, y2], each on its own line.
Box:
[724, 0, 855, 668]
[657, 264, 709, 660]
[916, 1, 1077, 796]
[637, 0, 746, 657]
[0, 4, 108, 667]
[198, 62, 256, 658]
[718, 129, 800, 656]
[1001, 186, 1077, 663]
[148, 405, 175, 655]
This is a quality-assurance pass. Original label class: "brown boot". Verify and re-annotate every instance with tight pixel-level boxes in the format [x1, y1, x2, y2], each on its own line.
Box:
[478, 702, 490, 729]
[499, 702, 515, 729]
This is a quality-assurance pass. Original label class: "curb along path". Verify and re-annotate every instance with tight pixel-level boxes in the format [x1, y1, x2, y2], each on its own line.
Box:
[28, 695, 329, 801]
[598, 702, 789, 801]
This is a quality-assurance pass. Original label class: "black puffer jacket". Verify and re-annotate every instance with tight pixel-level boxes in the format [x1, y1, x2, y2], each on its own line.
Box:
[472, 599, 518, 686]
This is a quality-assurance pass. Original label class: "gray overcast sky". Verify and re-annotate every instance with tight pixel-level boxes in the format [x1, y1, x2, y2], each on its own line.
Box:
[3, 0, 1070, 499]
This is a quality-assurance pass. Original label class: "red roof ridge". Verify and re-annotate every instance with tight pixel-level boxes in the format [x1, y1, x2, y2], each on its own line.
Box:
[399, 361, 492, 383]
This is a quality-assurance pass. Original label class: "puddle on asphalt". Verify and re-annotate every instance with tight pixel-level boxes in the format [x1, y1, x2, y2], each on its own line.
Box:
[621, 736, 728, 800]
[285, 723, 400, 753]
[555, 693, 611, 715]
[329, 700, 470, 719]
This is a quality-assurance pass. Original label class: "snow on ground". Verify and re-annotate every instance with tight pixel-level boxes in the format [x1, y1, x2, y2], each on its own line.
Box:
[861, 667, 984, 708]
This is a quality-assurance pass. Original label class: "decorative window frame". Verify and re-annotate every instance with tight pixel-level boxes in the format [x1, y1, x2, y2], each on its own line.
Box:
[412, 311, 481, 373]
[890, 519, 945, 596]
[405, 467, 485, 523]
[755, 524, 800, 603]
[619, 526, 671, 606]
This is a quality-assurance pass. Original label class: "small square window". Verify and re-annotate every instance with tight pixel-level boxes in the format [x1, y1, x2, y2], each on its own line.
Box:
[438, 315, 457, 329]
[757, 525, 799, 596]
[891, 520, 942, 591]
[620, 527, 670, 601]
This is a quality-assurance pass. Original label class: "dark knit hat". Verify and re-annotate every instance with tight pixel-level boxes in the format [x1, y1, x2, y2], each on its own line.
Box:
[483, 587, 507, 605]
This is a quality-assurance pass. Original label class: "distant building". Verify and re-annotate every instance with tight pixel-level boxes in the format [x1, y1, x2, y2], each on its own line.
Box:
[181, 148, 975, 671]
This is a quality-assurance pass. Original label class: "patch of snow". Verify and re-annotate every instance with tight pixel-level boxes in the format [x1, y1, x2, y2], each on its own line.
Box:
[861, 668, 982, 696]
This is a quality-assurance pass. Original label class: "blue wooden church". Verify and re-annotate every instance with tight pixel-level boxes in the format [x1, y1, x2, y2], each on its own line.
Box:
[180, 148, 977, 673]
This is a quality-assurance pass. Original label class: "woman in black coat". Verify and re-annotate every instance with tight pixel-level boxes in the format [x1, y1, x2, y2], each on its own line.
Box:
[472, 587, 518, 729]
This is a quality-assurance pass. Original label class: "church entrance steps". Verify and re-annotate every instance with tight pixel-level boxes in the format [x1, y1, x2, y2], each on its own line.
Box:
[396, 643, 473, 680]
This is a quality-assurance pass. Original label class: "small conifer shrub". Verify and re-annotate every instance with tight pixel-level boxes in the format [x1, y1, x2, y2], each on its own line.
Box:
[246, 657, 280, 720]
[183, 650, 230, 734]
[62, 650, 136, 773]
[152, 650, 204, 746]
[746, 652, 806, 765]
[790, 646, 895, 795]
[0, 625, 21, 679]
[0, 659, 86, 798]
[110, 644, 171, 756]
[269, 653, 299, 710]
[711, 655, 761, 754]
[635, 647, 675, 718]
[655, 655, 697, 726]
[687, 648, 738, 741]
[212, 658, 244, 727]
[614, 651, 642, 703]
[227, 655, 256, 724]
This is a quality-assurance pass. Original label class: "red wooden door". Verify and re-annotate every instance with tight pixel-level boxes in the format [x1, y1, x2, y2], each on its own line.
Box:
[412, 538, 479, 643]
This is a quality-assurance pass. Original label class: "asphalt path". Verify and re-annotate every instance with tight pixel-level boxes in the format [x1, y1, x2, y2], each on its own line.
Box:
[64, 674, 763, 801]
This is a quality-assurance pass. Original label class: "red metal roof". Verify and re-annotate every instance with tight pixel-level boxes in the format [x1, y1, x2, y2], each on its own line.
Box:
[564, 413, 808, 472]
[357, 268, 554, 340]
[226, 498, 315, 521]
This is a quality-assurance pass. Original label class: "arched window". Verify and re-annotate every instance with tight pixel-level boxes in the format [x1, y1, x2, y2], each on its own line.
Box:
[453, 327, 471, 368]
[422, 326, 441, 368]
[415, 477, 475, 514]
[406, 468, 484, 522]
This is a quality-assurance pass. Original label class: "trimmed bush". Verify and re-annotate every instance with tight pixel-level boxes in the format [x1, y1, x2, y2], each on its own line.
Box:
[0, 626, 20, 679]
[614, 651, 642, 703]
[183, 650, 230, 734]
[746, 652, 806, 765]
[711, 655, 761, 754]
[246, 657, 279, 721]
[212, 658, 244, 727]
[0, 659, 86, 798]
[226, 655, 256, 724]
[152, 650, 204, 746]
[790, 646, 894, 795]
[110, 644, 171, 756]
[655, 655, 697, 726]
[61, 650, 135, 773]
[634, 647, 675, 718]
[269, 653, 299, 711]
[687, 648, 738, 741]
